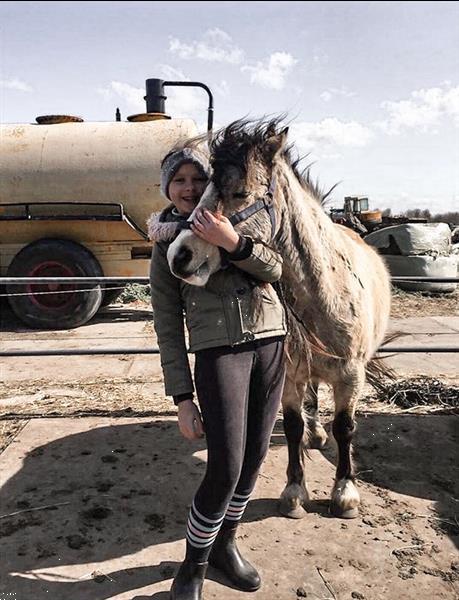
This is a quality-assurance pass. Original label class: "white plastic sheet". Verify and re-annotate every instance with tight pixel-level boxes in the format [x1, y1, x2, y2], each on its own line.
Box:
[365, 223, 451, 256]
[383, 255, 457, 292]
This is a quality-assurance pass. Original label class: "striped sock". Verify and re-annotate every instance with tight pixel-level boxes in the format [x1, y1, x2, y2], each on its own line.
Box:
[185, 501, 225, 560]
[223, 491, 251, 523]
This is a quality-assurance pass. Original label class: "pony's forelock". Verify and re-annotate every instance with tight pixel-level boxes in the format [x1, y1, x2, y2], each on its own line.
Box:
[210, 118, 333, 205]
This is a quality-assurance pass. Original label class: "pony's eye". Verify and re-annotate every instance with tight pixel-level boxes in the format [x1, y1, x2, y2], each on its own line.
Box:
[233, 192, 249, 199]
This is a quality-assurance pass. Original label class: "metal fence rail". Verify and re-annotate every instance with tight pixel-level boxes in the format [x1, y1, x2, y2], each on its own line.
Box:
[2, 276, 458, 284]
[1, 276, 458, 357]
[0, 346, 457, 358]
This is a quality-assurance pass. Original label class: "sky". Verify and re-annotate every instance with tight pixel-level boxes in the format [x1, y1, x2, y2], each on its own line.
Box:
[1, 0, 458, 214]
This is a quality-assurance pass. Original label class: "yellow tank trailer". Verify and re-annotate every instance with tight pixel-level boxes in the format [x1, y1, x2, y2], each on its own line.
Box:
[0, 78, 210, 328]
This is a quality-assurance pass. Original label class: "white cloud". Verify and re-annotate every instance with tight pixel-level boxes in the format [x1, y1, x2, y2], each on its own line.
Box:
[378, 83, 459, 135]
[0, 78, 33, 92]
[291, 118, 374, 151]
[96, 86, 113, 102]
[215, 80, 230, 97]
[97, 81, 144, 112]
[241, 52, 298, 90]
[157, 65, 206, 117]
[112, 82, 145, 111]
[169, 29, 244, 64]
[320, 86, 356, 102]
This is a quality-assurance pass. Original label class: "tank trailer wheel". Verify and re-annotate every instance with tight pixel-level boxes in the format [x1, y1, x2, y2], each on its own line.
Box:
[6, 239, 103, 329]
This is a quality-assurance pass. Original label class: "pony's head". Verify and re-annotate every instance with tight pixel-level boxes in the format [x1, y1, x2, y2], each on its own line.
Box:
[168, 119, 289, 285]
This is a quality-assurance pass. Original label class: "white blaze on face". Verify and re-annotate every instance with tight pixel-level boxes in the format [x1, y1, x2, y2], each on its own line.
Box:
[167, 182, 222, 286]
[195, 180, 220, 214]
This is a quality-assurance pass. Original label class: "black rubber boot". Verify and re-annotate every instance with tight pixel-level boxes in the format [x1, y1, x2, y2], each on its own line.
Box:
[170, 559, 208, 600]
[208, 525, 261, 591]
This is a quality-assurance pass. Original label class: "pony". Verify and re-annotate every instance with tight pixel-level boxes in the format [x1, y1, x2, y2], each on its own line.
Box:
[165, 119, 391, 519]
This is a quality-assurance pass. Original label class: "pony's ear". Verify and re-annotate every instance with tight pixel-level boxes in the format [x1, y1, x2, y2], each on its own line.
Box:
[264, 127, 289, 163]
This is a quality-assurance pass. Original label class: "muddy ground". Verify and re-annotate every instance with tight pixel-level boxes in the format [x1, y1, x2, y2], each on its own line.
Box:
[0, 291, 458, 599]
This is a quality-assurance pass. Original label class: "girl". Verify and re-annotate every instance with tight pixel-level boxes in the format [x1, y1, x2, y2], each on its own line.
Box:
[149, 146, 287, 600]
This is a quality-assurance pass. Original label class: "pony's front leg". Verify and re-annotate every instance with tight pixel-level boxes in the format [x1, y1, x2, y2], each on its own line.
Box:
[330, 365, 365, 519]
[279, 374, 309, 519]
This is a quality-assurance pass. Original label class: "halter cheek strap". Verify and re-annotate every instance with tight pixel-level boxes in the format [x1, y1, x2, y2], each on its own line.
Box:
[229, 177, 277, 241]
[176, 177, 277, 241]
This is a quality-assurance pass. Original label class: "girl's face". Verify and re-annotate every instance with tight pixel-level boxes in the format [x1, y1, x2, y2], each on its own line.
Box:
[168, 163, 208, 216]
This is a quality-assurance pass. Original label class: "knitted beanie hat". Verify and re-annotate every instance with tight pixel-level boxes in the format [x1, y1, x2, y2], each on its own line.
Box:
[160, 147, 210, 200]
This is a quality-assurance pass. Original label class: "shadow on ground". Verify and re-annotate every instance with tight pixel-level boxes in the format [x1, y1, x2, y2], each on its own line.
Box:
[0, 412, 457, 599]
[270, 411, 458, 542]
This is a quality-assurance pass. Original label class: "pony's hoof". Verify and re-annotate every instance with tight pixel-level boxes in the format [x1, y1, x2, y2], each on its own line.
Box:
[329, 502, 359, 519]
[330, 478, 360, 519]
[278, 499, 307, 519]
[279, 483, 309, 519]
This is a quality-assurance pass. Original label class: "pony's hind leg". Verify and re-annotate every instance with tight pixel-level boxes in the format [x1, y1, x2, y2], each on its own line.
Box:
[330, 364, 365, 519]
[304, 381, 328, 449]
[279, 372, 309, 519]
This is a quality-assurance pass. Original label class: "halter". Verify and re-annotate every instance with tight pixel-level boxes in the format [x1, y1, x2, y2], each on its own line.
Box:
[177, 177, 277, 241]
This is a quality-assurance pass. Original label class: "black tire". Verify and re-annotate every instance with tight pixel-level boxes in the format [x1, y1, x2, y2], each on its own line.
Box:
[6, 239, 103, 329]
[101, 284, 126, 307]
[0, 283, 9, 328]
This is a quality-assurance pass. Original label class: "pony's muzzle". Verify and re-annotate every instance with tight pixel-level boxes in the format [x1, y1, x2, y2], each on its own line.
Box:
[171, 245, 194, 278]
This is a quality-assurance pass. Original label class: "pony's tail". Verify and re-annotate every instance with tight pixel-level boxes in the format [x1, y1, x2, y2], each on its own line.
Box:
[365, 331, 404, 394]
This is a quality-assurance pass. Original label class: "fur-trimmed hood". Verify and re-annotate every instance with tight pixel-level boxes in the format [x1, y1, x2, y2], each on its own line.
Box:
[146, 206, 190, 242]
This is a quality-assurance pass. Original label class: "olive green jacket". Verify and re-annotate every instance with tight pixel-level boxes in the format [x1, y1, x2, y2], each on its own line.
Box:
[149, 208, 286, 398]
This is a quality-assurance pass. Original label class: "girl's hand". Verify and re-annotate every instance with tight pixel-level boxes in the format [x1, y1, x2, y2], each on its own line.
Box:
[191, 209, 239, 252]
[177, 400, 205, 440]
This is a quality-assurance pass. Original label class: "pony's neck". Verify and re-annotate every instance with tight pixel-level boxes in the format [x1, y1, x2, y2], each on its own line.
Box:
[275, 163, 345, 307]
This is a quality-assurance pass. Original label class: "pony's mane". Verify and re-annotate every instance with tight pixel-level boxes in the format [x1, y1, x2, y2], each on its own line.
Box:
[210, 118, 337, 206]
[209, 118, 343, 367]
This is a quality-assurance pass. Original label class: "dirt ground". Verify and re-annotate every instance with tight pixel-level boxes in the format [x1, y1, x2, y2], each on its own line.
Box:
[0, 289, 457, 454]
[1, 413, 458, 600]
[390, 288, 458, 318]
[0, 291, 458, 599]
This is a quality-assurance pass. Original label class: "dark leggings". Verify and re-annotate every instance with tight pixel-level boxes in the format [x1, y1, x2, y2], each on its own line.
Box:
[193, 336, 285, 521]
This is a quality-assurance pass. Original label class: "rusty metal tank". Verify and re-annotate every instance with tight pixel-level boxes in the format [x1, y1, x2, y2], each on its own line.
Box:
[0, 117, 198, 233]
[0, 78, 213, 329]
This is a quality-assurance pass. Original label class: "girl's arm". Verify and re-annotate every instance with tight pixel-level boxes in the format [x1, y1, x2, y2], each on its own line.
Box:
[150, 244, 194, 398]
[151, 245, 205, 440]
[223, 235, 283, 283]
[191, 210, 283, 283]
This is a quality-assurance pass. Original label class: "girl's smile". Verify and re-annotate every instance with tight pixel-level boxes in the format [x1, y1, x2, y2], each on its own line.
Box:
[168, 162, 208, 215]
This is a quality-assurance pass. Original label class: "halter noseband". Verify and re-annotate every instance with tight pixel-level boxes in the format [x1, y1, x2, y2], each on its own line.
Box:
[177, 177, 277, 241]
